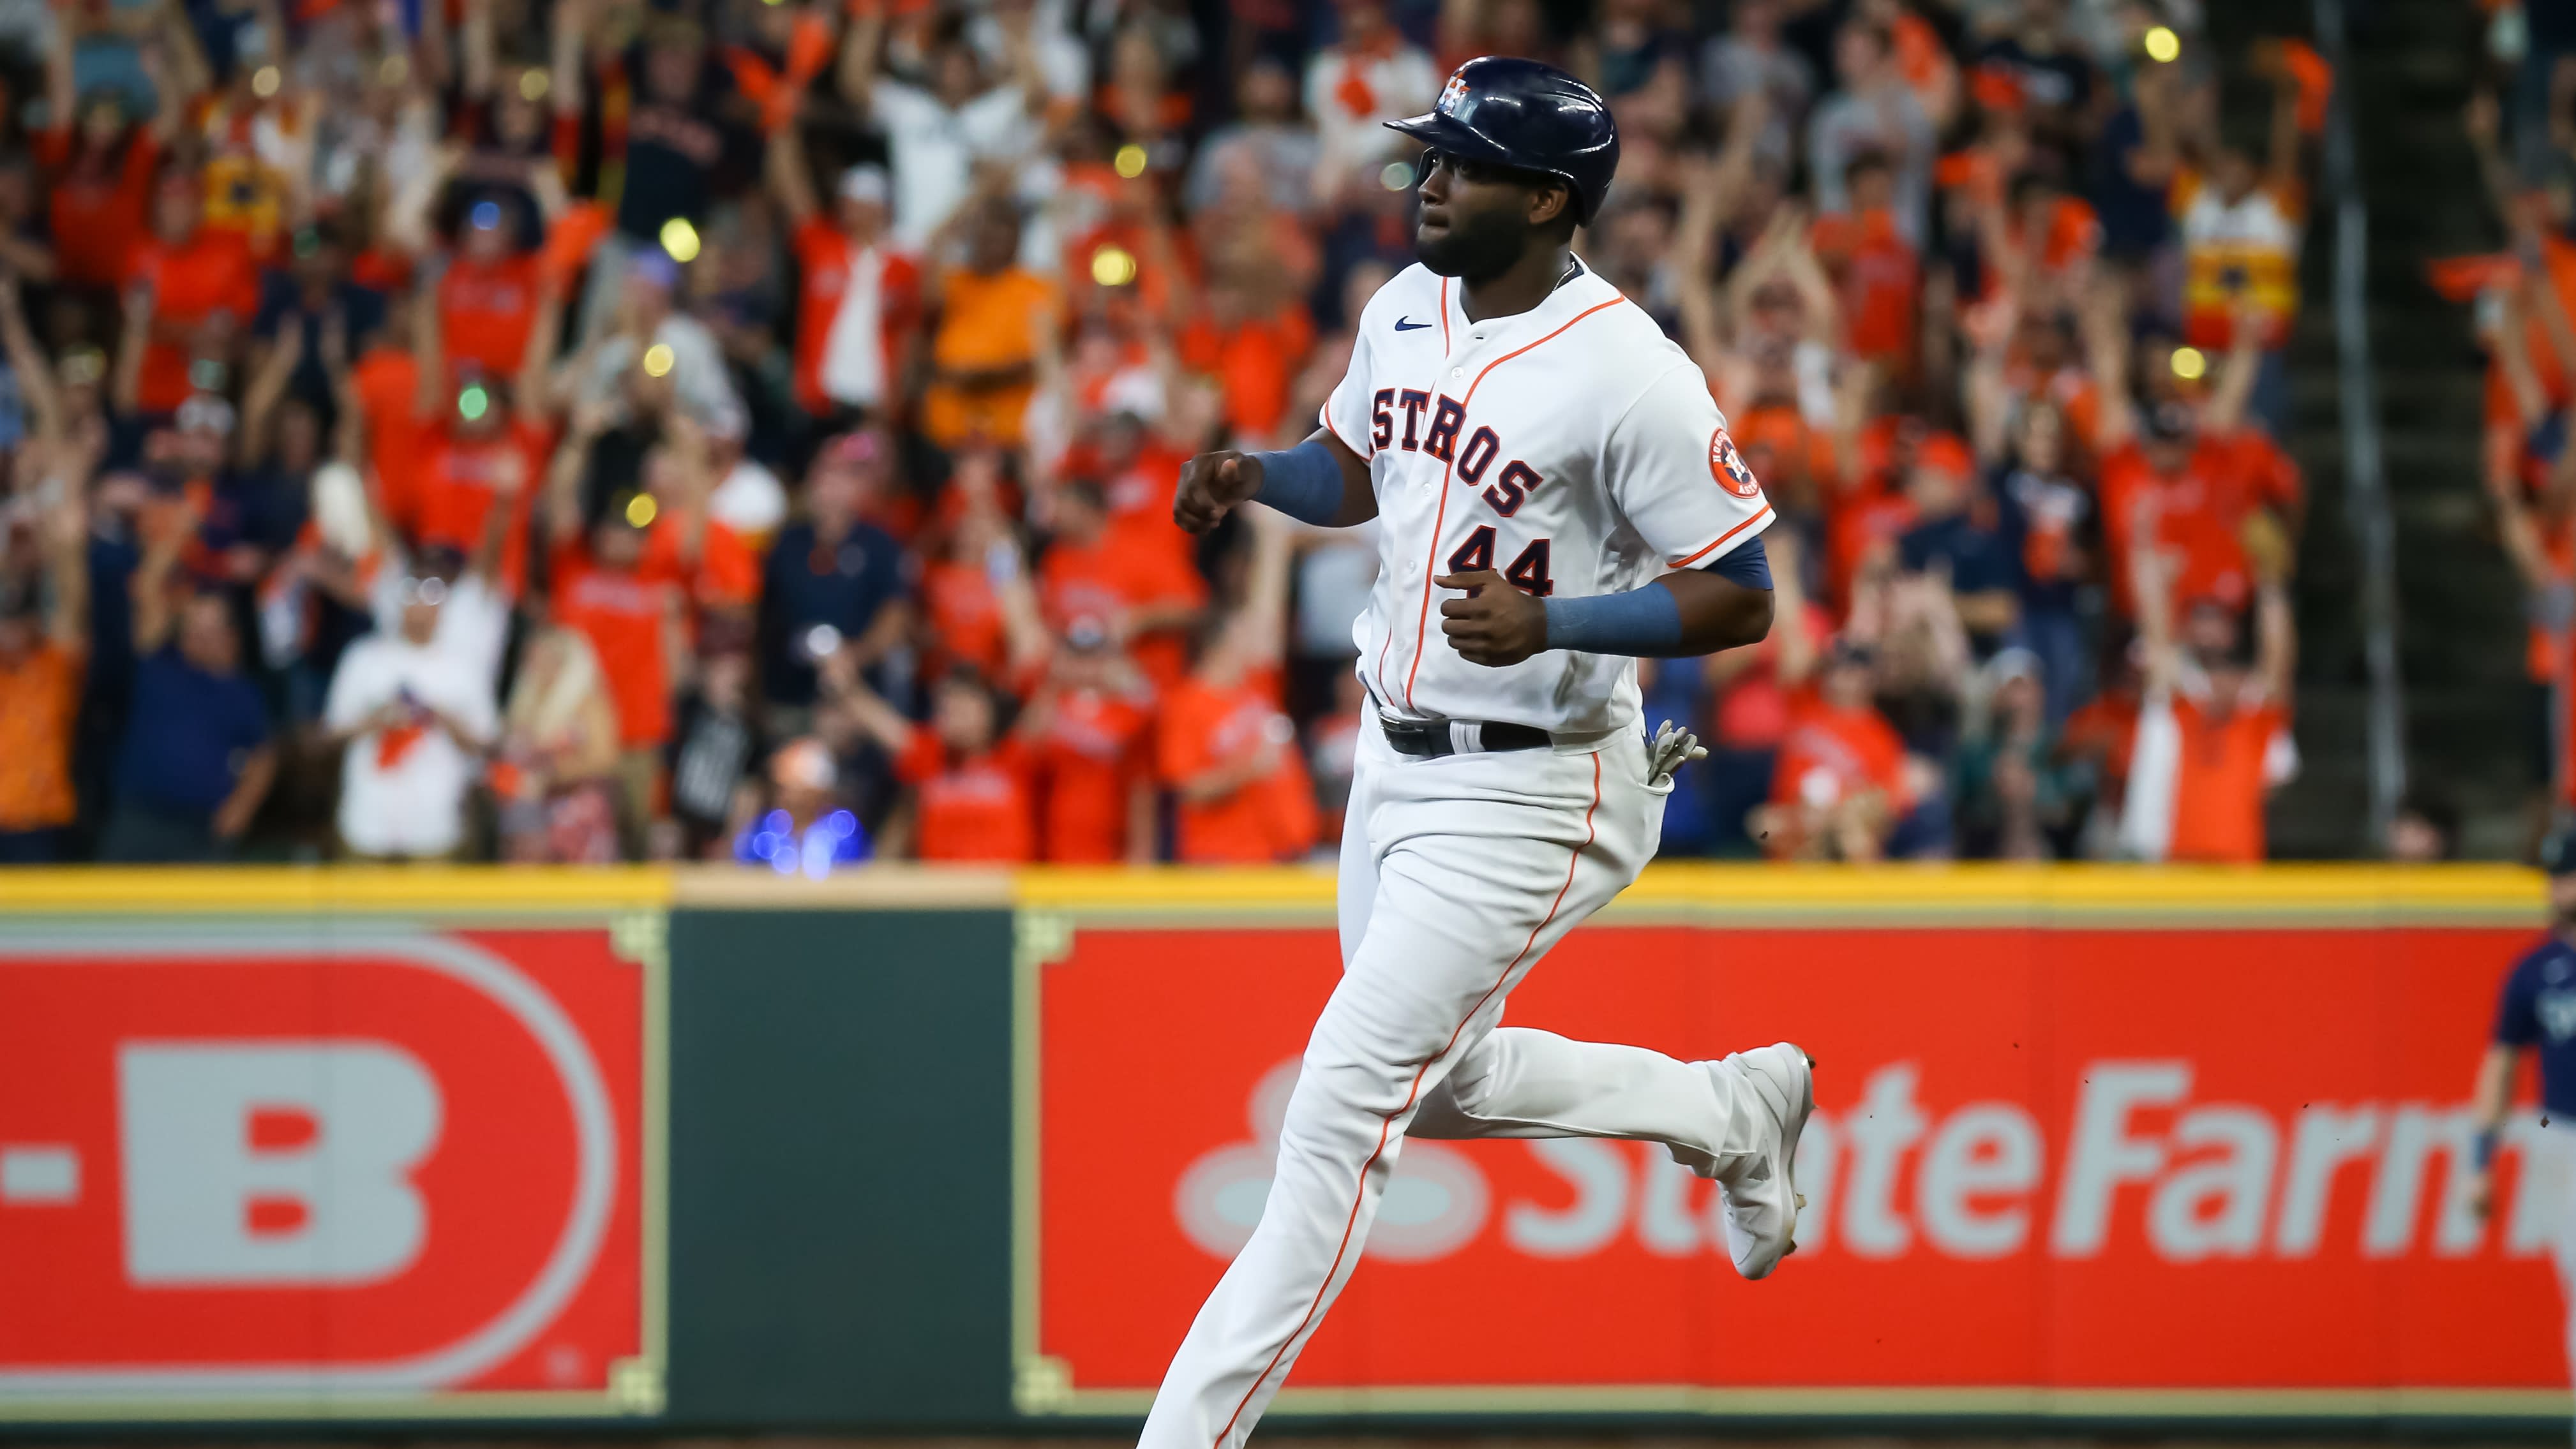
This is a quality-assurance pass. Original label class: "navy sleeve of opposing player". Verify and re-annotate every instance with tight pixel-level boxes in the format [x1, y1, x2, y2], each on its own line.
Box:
[2496, 948, 2543, 1046]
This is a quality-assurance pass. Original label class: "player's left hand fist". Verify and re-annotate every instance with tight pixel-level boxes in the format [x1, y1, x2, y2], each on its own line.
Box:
[1435, 569, 1547, 667]
[1174, 450, 1262, 534]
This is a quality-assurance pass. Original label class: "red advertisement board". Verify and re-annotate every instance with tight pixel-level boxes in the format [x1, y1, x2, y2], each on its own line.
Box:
[0, 921, 659, 1419]
[1030, 908, 2570, 1414]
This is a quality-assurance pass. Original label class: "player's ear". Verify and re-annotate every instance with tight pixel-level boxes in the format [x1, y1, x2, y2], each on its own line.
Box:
[1527, 179, 1572, 231]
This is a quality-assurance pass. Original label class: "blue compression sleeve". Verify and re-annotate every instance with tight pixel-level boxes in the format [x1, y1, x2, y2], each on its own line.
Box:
[1543, 581, 1684, 655]
[1541, 538, 1772, 656]
[1704, 535, 1771, 590]
[1245, 440, 1344, 525]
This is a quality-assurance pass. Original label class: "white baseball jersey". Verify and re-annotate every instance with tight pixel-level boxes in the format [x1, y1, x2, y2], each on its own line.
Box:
[1320, 260, 1772, 736]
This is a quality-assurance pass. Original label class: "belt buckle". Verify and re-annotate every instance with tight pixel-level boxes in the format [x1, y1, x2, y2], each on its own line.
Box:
[1377, 711, 1445, 758]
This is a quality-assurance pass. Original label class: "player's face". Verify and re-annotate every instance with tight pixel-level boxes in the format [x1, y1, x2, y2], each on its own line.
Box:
[2550, 873, 2576, 928]
[1413, 150, 1568, 281]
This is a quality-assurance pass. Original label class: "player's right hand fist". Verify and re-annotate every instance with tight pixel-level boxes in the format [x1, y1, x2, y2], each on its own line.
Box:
[1174, 450, 1261, 535]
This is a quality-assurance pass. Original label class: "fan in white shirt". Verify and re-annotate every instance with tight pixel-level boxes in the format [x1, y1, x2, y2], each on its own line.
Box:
[838, 3, 1050, 249]
[1301, 2, 1439, 200]
[326, 565, 501, 860]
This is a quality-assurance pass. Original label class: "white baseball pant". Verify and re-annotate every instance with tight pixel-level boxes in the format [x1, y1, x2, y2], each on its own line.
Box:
[2530, 1124, 2576, 1440]
[1138, 717, 1775, 1449]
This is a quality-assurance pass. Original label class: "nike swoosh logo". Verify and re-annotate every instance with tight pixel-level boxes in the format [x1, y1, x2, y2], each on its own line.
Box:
[1393, 317, 1433, 331]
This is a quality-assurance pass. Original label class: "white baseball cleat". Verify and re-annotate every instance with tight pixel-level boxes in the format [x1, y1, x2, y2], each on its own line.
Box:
[1707, 1043, 1814, 1281]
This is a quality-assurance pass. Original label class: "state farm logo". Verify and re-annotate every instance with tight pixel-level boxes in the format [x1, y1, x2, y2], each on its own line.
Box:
[1177, 1059, 1488, 1261]
[0, 928, 643, 1406]
[1171, 1059, 2557, 1266]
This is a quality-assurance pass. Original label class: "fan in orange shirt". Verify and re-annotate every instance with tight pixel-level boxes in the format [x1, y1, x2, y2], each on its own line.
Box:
[1054, 400, 1203, 554]
[0, 487, 90, 860]
[38, 91, 163, 292]
[919, 447, 1052, 689]
[352, 299, 430, 528]
[406, 375, 556, 599]
[1022, 619, 1158, 863]
[120, 170, 262, 415]
[542, 416, 687, 837]
[436, 199, 546, 383]
[1155, 507, 1315, 865]
[1808, 152, 1919, 368]
[625, 418, 761, 612]
[767, 118, 920, 421]
[2097, 402, 2267, 620]
[922, 199, 1057, 449]
[1981, 305, 2103, 463]
[837, 666, 1040, 864]
[1990, 168, 2100, 302]
[1174, 279, 1316, 444]
[398, 262, 569, 598]
[1756, 635, 1910, 863]
[1038, 478, 1206, 687]
[2117, 534, 2297, 864]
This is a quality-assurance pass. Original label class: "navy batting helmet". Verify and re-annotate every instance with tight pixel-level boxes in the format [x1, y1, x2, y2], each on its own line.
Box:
[1386, 57, 1620, 225]
[2543, 826, 2576, 877]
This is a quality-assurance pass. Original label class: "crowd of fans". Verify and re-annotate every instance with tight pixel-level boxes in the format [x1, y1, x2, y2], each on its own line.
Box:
[0, 0, 2330, 868]
[2457, 0, 2576, 852]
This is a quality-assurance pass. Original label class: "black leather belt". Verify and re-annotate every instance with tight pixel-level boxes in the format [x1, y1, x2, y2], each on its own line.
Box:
[1378, 713, 1553, 759]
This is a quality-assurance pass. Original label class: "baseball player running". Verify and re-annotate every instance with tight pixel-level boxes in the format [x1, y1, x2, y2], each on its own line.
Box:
[1148, 57, 1811, 1449]
[2469, 828, 2576, 1427]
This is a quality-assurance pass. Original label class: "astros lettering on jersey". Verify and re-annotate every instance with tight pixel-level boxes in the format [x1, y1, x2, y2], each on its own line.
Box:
[1321, 259, 1772, 732]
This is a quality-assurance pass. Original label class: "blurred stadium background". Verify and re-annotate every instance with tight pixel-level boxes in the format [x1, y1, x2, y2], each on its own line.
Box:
[9, 0, 2576, 1439]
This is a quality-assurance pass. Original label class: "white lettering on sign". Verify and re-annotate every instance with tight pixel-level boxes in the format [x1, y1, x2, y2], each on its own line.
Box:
[118, 1041, 442, 1286]
[1506, 1140, 1626, 1258]
[2272, 1104, 2381, 1257]
[1165, 1055, 2568, 1268]
[1842, 1063, 1928, 1258]
[2362, 1103, 2483, 1258]
[0, 1145, 80, 1204]
[1917, 1103, 2044, 1258]
[1175, 1057, 1488, 1262]
[2051, 1062, 2190, 1256]
[2146, 1104, 2277, 1261]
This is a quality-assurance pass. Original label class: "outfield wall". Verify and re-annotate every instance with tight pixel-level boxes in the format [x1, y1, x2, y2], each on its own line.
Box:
[0, 866, 2568, 1435]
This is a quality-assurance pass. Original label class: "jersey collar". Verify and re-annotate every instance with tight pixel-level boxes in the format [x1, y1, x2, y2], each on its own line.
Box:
[1448, 256, 1617, 349]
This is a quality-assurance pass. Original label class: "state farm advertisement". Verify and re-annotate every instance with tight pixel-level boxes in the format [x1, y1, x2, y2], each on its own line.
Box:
[0, 925, 652, 1417]
[1037, 922, 2566, 1404]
